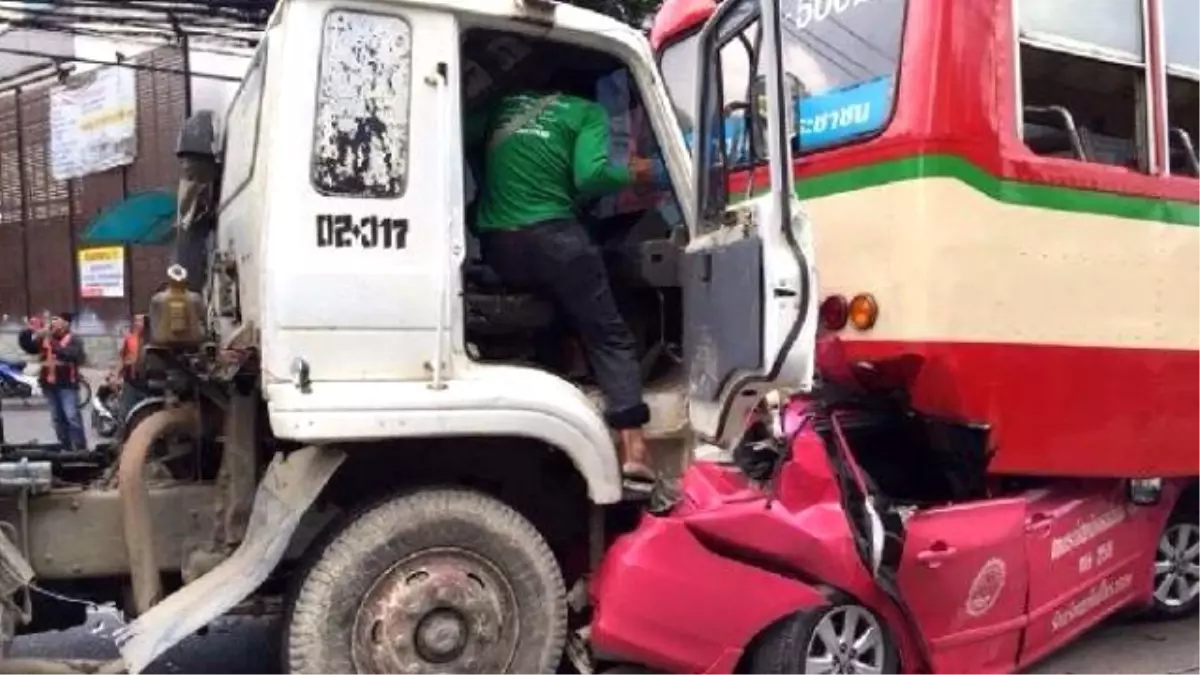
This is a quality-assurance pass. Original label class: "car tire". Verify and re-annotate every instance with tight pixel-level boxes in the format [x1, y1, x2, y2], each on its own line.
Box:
[284, 487, 567, 674]
[1148, 511, 1200, 619]
[748, 602, 899, 674]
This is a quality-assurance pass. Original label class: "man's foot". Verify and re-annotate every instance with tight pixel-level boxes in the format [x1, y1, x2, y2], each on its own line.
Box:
[616, 426, 654, 493]
[621, 461, 656, 484]
[621, 463, 656, 498]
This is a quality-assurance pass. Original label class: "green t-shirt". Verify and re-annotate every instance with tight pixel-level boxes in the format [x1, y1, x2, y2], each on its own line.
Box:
[466, 92, 632, 231]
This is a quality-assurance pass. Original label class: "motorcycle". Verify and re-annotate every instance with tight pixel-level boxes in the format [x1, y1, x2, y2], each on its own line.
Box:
[0, 357, 36, 400]
[90, 380, 121, 438]
[0, 357, 93, 409]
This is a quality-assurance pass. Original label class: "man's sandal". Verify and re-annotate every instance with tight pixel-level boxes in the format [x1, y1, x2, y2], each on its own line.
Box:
[621, 462, 657, 494]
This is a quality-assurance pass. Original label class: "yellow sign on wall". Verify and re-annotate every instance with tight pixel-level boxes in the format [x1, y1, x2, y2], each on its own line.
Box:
[77, 246, 126, 298]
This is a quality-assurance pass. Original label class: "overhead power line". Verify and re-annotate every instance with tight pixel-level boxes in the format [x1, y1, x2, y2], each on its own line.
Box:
[0, 46, 244, 81]
[0, 0, 272, 46]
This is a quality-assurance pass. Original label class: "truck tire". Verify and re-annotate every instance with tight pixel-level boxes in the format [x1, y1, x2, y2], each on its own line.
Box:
[747, 602, 899, 674]
[284, 487, 567, 674]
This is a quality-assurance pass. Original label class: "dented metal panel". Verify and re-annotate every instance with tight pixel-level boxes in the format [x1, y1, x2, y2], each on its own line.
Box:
[312, 11, 412, 198]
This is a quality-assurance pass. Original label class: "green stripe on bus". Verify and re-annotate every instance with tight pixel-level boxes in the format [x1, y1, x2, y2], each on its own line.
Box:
[792, 154, 1200, 226]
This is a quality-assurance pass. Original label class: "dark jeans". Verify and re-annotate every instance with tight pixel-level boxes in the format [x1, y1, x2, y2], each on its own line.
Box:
[45, 383, 87, 451]
[481, 217, 650, 429]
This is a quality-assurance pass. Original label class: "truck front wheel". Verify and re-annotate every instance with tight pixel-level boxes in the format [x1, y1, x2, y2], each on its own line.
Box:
[284, 487, 567, 674]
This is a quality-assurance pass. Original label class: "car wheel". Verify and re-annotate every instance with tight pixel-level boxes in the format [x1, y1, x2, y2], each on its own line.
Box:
[1150, 513, 1200, 618]
[284, 487, 566, 674]
[748, 602, 899, 674]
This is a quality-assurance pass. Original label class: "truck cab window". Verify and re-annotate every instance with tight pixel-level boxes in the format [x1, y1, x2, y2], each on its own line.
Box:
[1017, 0, 1150, 171]
[311, 11, 412, 198]
[1163, 0, 1199, 177]
[220, 45, 266, 208]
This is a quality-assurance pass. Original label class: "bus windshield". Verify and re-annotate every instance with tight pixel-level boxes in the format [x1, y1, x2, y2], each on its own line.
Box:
[659, 0, 907, 159]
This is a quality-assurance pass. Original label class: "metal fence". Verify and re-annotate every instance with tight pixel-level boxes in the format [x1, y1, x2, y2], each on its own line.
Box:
[0, 45, 187, 333]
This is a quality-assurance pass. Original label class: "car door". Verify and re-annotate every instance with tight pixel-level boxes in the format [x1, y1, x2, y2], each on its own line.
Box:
[826, 422, 1029, 673]
[684, 0, 818, 447]
[1019, 481, 1142, 668]
[894, 501, 1030, 674]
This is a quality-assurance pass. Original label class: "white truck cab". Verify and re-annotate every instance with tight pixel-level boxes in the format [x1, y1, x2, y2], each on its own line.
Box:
[213, 0, 816, 497]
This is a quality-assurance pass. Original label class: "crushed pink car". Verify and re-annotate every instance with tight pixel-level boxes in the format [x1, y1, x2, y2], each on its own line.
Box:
[586, 346, 1196, 674]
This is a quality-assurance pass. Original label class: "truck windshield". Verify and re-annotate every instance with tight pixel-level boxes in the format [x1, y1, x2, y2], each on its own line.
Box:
[659, 0, 907, 160]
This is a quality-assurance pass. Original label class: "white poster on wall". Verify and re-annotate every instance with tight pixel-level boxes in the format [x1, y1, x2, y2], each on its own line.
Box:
[50, 67, 137, 181]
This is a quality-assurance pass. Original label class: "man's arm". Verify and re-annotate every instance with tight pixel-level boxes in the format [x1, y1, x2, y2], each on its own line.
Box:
[572, 102, 633, 197]
[17, 328, 42, 356]
[53, 337, 85, 364]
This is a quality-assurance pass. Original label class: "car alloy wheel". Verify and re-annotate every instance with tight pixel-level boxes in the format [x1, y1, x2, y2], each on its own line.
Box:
[1154, 521, 1200, 609]
[804, 605, 886, 675]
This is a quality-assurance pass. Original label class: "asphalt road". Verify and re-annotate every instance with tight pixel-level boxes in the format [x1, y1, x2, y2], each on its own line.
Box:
[2, 397, 1197, 674]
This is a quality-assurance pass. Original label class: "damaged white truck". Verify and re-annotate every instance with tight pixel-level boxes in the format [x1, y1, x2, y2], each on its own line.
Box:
[0, 0, 816, 672]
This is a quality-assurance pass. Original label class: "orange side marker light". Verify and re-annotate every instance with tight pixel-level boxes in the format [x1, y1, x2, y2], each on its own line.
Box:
[848, 293, 879, 331]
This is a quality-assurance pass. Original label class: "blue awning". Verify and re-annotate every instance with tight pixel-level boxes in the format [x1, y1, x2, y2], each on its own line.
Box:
[80, 190, 177, 245]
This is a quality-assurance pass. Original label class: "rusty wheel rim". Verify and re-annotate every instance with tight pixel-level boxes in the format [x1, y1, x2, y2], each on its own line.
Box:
[350, 547, 519, 673]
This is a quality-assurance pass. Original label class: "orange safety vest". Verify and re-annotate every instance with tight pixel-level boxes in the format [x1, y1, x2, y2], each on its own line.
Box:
[121, 332, 142, 367]
[41, 333, 76, 385]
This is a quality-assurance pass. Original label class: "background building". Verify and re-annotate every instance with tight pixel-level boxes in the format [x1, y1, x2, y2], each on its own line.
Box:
[0, 11, 251, 366]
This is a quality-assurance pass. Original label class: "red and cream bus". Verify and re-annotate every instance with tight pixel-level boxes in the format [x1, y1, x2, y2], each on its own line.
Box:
[650, 0, 1199, 479]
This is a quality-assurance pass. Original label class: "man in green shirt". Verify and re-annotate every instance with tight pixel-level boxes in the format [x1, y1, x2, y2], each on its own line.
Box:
[467, 72, 659, 488]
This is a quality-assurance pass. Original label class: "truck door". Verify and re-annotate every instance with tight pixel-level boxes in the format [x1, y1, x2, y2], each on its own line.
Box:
[262, 6, 459, 387]
[1019, 482, 1141, 667]
[685, 0, 818, 445]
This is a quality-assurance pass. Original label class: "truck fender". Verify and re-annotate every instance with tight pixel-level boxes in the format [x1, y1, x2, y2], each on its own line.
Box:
[265, 368, 625, 504]
[114, 445, 346, 674]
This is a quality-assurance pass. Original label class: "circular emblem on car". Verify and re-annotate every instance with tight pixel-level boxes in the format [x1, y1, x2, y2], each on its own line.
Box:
[966, 557, 1007, 617]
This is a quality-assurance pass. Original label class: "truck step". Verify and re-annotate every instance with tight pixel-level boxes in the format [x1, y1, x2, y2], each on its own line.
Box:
[582, 373, 688, 441]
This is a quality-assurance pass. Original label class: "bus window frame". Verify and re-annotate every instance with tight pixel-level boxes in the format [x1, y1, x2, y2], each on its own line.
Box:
[1154, 0, 1200, 177]
[1011, 0, 1189, 179]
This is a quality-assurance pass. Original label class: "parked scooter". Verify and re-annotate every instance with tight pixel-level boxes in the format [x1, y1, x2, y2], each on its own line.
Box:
[0, 357, 36, 400]
[90, 380, 121, 438]
[0, 357, 92, 409]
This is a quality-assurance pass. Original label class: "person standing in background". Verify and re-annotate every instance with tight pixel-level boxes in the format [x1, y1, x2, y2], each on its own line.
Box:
[113, 313, 148, 418]
[19, 311, 88, 452]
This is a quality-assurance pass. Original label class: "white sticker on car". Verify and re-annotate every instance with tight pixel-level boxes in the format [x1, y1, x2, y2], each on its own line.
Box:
[1051, 506, 1126, 561]
[1051, 572, 1133, 632]
[966, 557, 1007, 617]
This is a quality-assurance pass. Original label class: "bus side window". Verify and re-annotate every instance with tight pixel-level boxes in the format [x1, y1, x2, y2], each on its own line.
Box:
[1016, 1, 1151, 172]
[1163, 0, 1199, 178]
